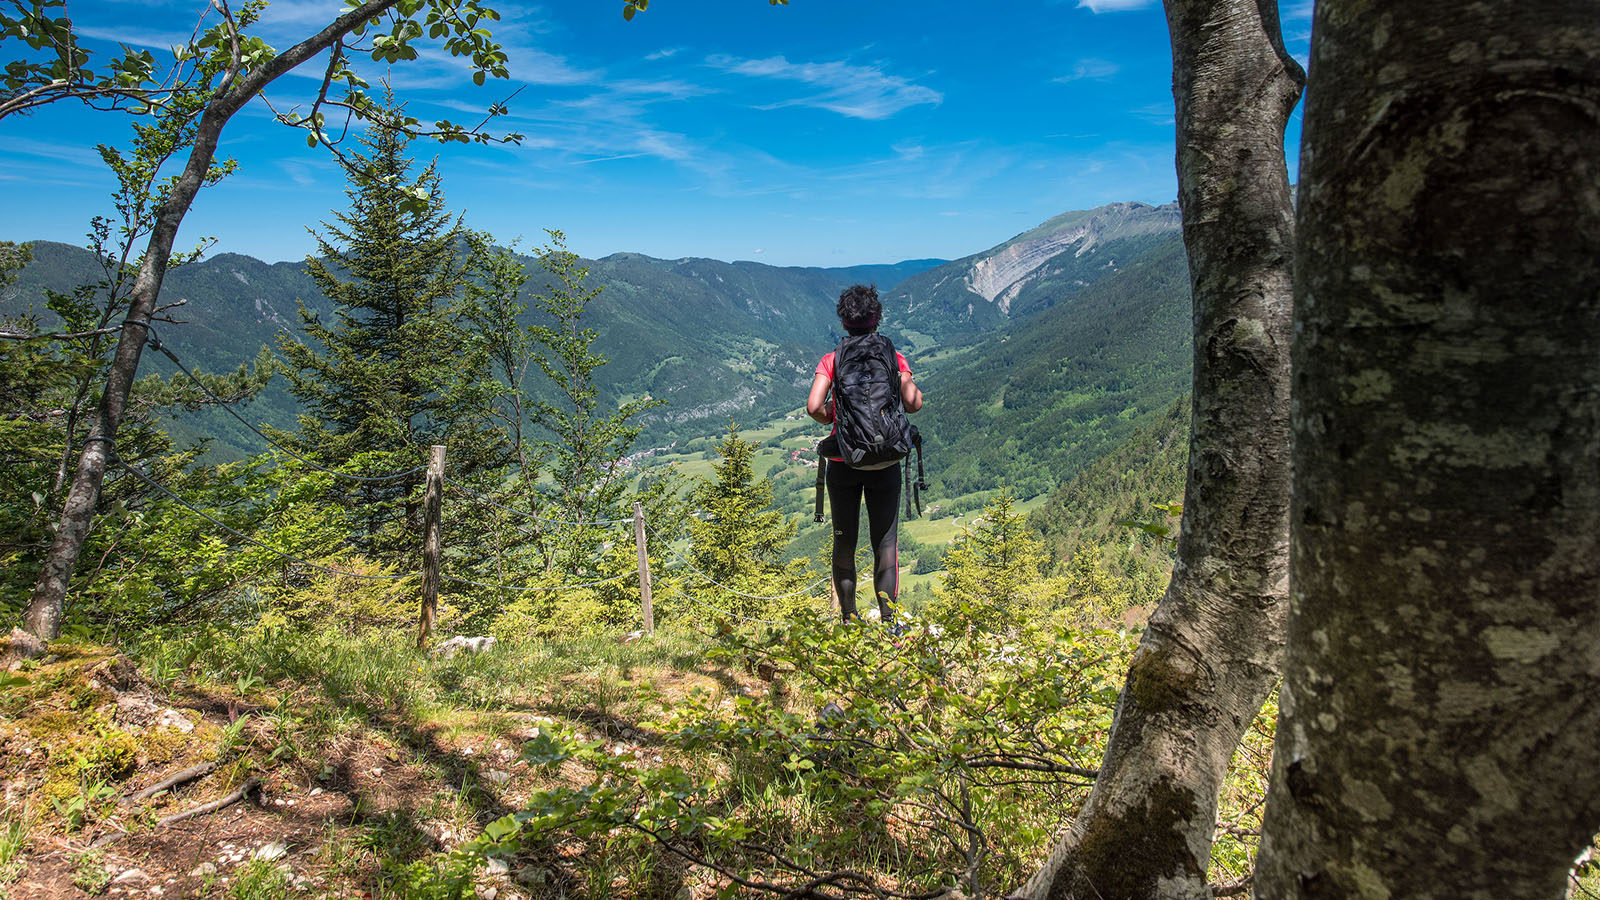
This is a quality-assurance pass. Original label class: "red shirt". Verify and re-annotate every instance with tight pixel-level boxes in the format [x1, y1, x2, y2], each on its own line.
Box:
[815, 350, 911, 382]
[816, 350, 911, 462]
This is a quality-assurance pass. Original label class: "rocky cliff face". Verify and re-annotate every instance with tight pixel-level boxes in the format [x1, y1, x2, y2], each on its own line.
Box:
[886, 201, 1182, 334]
[964, 202, 1182, 311]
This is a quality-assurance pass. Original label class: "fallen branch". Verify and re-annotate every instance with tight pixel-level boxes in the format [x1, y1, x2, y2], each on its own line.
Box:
[122, 760, 218, 804]
[91, 776, 260, 849]
[157, 776, 260, 828]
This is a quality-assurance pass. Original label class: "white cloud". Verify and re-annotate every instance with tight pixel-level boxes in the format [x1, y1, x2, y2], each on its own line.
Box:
[645, 47, 682, 61]
[1054, 58, 1121, 82]
[1130, 102, 1175, 125]
[74, 23, 197, 48]
[1077, 0, 1157, 11]
[706, 54, 941, 120]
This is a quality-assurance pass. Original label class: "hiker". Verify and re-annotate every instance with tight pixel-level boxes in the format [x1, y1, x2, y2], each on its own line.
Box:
[807, 284, 924, 623]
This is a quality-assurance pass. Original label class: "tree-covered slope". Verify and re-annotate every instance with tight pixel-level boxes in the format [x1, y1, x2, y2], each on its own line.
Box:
[1028, 396, 1188, 571]
[3, 242, 945, 456]
[912, 234, 1192, 498]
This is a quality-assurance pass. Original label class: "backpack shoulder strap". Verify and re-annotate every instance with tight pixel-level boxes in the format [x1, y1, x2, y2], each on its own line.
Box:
[878, 335, 903, 392]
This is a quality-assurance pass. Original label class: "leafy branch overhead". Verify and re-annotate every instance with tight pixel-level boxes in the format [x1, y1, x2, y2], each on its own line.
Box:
[1, 0, 524, 157]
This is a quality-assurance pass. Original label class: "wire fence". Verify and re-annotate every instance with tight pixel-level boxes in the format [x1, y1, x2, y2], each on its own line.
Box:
[111, 442, 830, 612]
[646, 521, 830, 601]
[658, 580, 786, 627]
[99, 325, 836, 627]
[443, 476, 634, 527]
[117, 455, 413, 582]
[147, 326, 423, 484]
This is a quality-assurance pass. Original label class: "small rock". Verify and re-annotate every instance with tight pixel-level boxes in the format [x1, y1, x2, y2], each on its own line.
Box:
[480, 888, 499, 900]
[619, 630, 645, 644]
[2, 627, 44, 668]
[485, 857, 509, 876]
[113, 868, 150, 886]
[155, 708, 195, 733]
[308, 787, 323, 797]
[430, 635, 496, 658]
[254, 841, 288, 862]
[190, 862, 218, 879]
[149, 887, 164, 896]
[481, 769, 511, 786]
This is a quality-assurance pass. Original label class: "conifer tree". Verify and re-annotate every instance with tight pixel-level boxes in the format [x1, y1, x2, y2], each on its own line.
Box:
[937, 488, 1046, 633]
[686, 424, 806, 618]
[522, 230, 660, 570]
[276, 109, 505, 561]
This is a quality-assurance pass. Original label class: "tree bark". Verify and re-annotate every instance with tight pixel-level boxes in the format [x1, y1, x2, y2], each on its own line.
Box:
[1255, 2, 1600, 898]
[1017, 3, 1302, 898]
[22, 0, 400, 640]
[418, 444, 444, 650]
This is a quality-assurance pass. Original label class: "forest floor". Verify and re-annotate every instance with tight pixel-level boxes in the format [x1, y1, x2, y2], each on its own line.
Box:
[0, 629, 754, 900]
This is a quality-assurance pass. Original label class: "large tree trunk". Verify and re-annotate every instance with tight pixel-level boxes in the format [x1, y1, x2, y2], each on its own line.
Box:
[1017, 3, 1302, 898]
[22, 0, 398, 641]
[1255, 2, 1600, 897]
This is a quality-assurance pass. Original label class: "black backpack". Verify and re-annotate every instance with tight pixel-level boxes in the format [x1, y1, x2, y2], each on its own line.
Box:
[828, 333, 915, 469]
[813, 334, 929, 521]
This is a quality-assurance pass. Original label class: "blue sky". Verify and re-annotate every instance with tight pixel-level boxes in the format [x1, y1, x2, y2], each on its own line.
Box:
[1, 0, 1310, 267]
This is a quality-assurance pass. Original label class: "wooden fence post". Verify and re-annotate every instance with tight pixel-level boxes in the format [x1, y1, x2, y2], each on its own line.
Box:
[634, 501, 654, 634]
[418, 445, 445, 650]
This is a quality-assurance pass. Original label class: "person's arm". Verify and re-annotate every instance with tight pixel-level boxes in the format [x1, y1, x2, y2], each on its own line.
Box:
[901, 371, 924, 413]
[807, 373, 834, 424]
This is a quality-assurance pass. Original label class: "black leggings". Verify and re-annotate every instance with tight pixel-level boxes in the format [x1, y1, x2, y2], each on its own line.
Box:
[826, 461, 900, 622]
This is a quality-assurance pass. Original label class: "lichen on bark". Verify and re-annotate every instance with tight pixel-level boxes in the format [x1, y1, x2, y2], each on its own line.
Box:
[1256, 2, 1600, 898]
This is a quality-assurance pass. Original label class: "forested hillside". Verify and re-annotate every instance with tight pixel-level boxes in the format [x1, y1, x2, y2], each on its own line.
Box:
[915, 236, 1191, 497]
[5, 204, 1191, 500]
[1, 242, 944, 458]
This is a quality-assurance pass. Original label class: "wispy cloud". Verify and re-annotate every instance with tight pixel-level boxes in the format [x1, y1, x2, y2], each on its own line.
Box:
[707, 54, 941, 120]
[74, 23, 196, 48]
[645, 47, 682, 61]
[1130, 102, 1175, 125]
[571, 152, 647, 165]
[1, 136, 106, 167]
[1054, 58, 1120, 82]
[1077, 0, 1158, 11]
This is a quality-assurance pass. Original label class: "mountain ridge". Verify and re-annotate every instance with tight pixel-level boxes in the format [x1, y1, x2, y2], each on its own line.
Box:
[4, 201, 1192, 496]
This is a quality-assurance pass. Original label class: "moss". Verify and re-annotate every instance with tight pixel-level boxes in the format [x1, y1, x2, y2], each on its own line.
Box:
[79, 728, 138, 781]
[1125, 644, 1200, 714]
[1068, 776, 1203, 900]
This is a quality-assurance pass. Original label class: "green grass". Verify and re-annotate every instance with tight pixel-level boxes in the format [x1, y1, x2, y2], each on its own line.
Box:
[0, 807, 29, 889]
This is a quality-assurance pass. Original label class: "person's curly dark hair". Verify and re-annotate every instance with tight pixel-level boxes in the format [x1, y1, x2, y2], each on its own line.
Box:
[836, 283, 882, 334]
